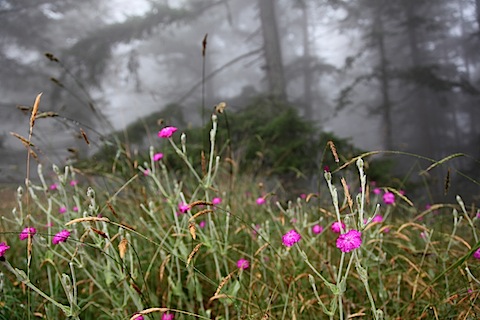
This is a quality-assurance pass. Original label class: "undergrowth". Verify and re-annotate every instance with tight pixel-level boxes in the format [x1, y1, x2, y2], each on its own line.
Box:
[0, 95, 479, 320]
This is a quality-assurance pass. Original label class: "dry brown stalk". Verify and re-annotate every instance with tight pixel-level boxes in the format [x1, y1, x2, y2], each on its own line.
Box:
[340, 177, 353, 213]
[189, 209, 214, 221]
[187, 243, 203, 266]
[188, 222, 196, 240]
[213, 270, 236, 297]
[118, 238, 128, 259]
[327, 140, 339, 163]
[189, 200, 213, 208]
[66, 216, 110, 225]
[80, 128, 90, 145]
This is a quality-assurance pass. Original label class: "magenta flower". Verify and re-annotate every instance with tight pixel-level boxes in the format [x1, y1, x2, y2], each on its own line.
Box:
[282, 229, 301, 247]
[212, 197, 222, 205]
[162, 313, 174, 320]
[237, 258, 249, 269]
[59, 206, 67, 214]
[336, 230, 362, 253]
[158, 126, 178, 138]
[70, 180, 78, 186]
[372, 188, 381, 195]
[143, 169, 150, 176]
[383, 192, 395, 205]
[52, 230, 71, 245]
[72, 206, 79, 212]
[372, 215, 383, 223]
[153, 152, 164, 161]
[19, 227, 37, 240]
[473, 248, 480, 260]
[49, 183, 58, 191]
[323, 165, 330, 172]
[256, 197, 265, 205]
[331, 221, 345, 233]
[300, 193, 307, 199]
[178, 202, 190, 213]
[199, 221, 206, 228]
[312, 224, 323, 234]
[0, 242, 10, 257]
[133, 314, 144, 320]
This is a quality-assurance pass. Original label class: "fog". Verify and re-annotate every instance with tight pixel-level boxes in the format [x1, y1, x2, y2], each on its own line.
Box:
[1, 0, 479, 201]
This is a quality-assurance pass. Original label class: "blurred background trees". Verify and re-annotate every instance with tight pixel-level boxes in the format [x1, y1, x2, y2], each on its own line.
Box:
[1, 0, 479, 201]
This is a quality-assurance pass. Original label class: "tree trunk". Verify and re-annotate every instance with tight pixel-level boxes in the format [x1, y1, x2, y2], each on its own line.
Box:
[300, 0, 313, 118]
[475, 0, 480, 32]
[403, 0, 435, 158]
[374, 13, 393, 150]
[258, 0, 287, 101]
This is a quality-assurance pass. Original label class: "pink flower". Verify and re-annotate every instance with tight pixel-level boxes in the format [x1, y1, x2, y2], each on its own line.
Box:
[199, 221, 206, 228]
[373, 188, 381, 195]
[19, 227, 37, 240]
[383, 192, 395, 205]
[372, 215, 383, 223]
[162, 313, 174, 320]
[282, 229, 301, 247]
[52, 230, 71, 245]
[300, 193, 307, 199]
[72, 206, 79, 212]
[70, 180, 78, 186]
[0, 242, 10, 257]
[212, 197, 222, 205]
[153, 153, 164, 161]
[256, 197, 265, 205]
[473, 248, 480, 260]
[59, 206, 67, 214]
[336, 230, 362, 253]
[237, 258, 249, 269]
[133, 314, 144, 320]
[158, 126, 178, 138]
[312, 224, 323, 234]
[331, 221, 345, 233]
[49, 183, 58, 191]
[178, 202, 190, 213]
[143, 169, 150, 176]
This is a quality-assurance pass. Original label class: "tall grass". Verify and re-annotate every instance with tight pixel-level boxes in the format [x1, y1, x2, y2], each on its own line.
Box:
[1, 96, 480, 320]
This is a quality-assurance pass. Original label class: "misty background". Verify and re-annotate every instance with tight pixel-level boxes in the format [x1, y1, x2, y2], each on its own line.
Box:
[1, 0, 479, 202]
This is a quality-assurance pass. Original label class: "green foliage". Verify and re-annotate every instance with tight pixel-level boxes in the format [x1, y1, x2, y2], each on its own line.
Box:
[88, 95, 400, 189]
[222, 96, 317, 176]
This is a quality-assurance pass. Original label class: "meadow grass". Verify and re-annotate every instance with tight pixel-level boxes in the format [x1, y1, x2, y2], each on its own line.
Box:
[0, 97, 480, 320]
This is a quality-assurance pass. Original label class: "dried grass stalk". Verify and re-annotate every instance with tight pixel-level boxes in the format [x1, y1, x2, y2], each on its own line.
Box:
[66, 216, 110, 226]
[327, 140, 339, 163]
[189, 209, 214, 222]
[189, 222, 196, 240]
[118, 238, 128, 259]
[187, 243, 203, 266]
[213, 270, 236, 297]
